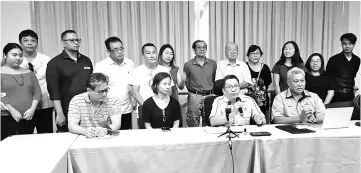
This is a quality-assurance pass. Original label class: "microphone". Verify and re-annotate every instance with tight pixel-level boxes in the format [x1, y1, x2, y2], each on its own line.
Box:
[236, 97, 243, 114]
[225, 101, 232, 121]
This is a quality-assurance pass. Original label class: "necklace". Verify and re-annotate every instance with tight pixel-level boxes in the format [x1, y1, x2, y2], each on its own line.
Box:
[12, 73, 24, 86]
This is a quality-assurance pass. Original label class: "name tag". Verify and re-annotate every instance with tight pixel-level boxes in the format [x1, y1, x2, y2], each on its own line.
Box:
[84, 66, 91, 69]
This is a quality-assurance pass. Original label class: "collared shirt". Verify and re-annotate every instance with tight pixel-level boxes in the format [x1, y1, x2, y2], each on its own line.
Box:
[271, 89, 326, 120]
[129, 64, 174, 102]
[209, 94, 265, 125]
[183, 57, 217, 92]
[46, 50, 93, 115]
[20, 52, 53, 109]
[68, 92, 122, 128]
[326, 52, 360, 89]
[94, 57, 134, 114]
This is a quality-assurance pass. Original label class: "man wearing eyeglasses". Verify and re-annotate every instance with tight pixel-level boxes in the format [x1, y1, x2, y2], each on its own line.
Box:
[46, 30, 93, 132]
[94, 37, 135, 130]
[272, 67, 325, 124]
[68, 73, 122, 138]
[326, 33, 360, 102]
[209, 75, 265, 126]
[215, 42, 252, 94]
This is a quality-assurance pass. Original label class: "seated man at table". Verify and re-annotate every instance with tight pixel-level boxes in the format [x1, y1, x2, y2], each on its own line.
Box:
[209, 75, 266, 126]
[272, 67, 326, 124]
[68, 73, 122, 138]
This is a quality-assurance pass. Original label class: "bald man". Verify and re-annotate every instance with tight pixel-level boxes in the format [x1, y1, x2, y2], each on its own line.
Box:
[215, 42, 252, 94]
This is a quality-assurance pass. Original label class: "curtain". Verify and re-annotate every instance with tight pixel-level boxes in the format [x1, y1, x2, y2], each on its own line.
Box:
[209, 1, 349, 67]
[30, 1, 195, 68]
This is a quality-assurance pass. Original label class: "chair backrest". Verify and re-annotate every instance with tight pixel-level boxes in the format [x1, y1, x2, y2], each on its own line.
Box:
[138, 106, 145, 129]
[204, 95, 218, 126]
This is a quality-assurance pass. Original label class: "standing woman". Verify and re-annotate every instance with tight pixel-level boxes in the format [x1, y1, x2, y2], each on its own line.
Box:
[246, 45, 272, 115]
[305, 53, 335, 104]
[142, 72, 181, 129]
[158, 44, 185, 100]
[272, 41, 306, 95]
[1, 43, 41, 140]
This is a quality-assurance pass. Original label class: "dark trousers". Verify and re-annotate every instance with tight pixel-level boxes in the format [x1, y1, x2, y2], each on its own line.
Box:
[332, 91, 355, 102]
[120, 112, 132, 130]
[1, 116, 34, 140]
[33, 107, 54, 133]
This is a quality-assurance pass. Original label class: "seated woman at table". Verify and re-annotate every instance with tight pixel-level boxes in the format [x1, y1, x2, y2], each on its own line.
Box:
[1, 43, 41, 140]
[209, 75, 266, 126]
[305, 53, 336, 104]
[142, 72, 181, 129]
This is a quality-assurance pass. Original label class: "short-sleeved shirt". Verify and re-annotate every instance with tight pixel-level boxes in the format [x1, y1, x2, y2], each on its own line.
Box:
[305, 72, 336, 101]
[326, 52, 360, 89]
[68, 92, 122, 128]
[94, 57, 134, 114]
[46, 50, 93, 115]
[271, 62, 306, 92]
[183, 57, 217, 92]
[209, 94, 265, 125]
[142, 97, 181, 128]
[271, 89, 326, 121]
[129, 64, 174, 102]
[20, 52, 53, 109]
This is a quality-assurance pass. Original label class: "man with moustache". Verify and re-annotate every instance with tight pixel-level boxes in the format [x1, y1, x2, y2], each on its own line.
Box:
[272, 67, 325, 124]
[326, 33, 360, 102]
[129, 43, 173, 128]
[68, 73, 122, 138]
[183, 40, 217, 127]
[215, 42, 252, 94]
[46, 30, 93, 132]
[94, 37, 135, 130]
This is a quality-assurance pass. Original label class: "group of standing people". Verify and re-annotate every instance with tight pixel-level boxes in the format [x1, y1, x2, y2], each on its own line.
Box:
[1, 29, 359, 139]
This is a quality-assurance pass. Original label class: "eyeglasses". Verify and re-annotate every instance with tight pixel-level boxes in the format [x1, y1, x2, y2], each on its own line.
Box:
[93, 88, 110, 95]
[341, 42, 354, 46]
[310, 60, 321, 64]
[110, 47, 124, 53]
[63, 39, 82, 43]
[250, 52, 261, 56]
[225, 85, 240, 90]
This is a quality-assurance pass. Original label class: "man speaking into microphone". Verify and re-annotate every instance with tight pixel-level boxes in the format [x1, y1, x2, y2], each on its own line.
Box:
[209, 75, 266, 126]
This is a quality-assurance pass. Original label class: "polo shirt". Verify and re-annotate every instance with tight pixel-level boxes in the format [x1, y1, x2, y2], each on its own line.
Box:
[68, 92, 122, 128]
[326, 52, 360, 89]
[209, 94, 264, 125]
[46, 50, 93, 115]
[129, 64, 174, 102]
[271, 89, 326, 121]
[183, 57, 217, 92]
[94, 57, 134, 114]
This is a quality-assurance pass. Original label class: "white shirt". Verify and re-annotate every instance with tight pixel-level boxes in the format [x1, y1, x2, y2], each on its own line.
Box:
[20, 52, 53, 109]
[94, 57, 134, 114]
[215, 59, 252, 94]
[129, 64, 174, 102]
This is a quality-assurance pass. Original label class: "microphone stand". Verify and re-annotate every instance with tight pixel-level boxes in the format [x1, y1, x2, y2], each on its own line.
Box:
[218, 110, 239, 138]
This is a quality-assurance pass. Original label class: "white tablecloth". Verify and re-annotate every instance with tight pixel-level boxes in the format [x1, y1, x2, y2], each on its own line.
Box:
[0, 133, 78, 173]
[68, 127, 257, 173]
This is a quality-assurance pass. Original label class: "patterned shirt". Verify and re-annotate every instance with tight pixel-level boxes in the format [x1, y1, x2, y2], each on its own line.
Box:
[68, 92, 122, 128]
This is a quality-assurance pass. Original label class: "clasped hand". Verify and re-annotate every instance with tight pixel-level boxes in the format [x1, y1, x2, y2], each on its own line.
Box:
[85, 127, 107, 138]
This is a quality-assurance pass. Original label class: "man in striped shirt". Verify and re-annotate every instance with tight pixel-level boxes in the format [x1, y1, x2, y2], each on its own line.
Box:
[68, 73, 122, 138]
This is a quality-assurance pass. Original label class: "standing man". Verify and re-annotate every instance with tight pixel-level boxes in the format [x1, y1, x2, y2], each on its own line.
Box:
[215, 42, 252, 94]
[327, 33, 360, 102]
[129, 43, 173, 128]
[19, 29, 54, 133]
[94, 37, 135, 130]
[183, 40, 217, 127]
[46, 30, 93, 132]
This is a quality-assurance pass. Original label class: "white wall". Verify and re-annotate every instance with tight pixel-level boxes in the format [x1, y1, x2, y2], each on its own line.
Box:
[1, 1, 31, 50]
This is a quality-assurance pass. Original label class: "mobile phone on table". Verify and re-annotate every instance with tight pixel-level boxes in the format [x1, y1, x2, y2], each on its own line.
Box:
[250, 131, 271, 136]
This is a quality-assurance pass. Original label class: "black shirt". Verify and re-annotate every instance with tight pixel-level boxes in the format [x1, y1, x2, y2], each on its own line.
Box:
[142, 97, 181, 128]
[46, 50, 93, 116]
[246, 62, 272, 107]
[326, 52, 360, 89]
[305, 72, 336, 101]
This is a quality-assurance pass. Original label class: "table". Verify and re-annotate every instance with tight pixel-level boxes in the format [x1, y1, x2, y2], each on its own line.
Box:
[0, 133, 78, 173]
[68, 127, 257, 173]
[251, 122, 361, 173]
